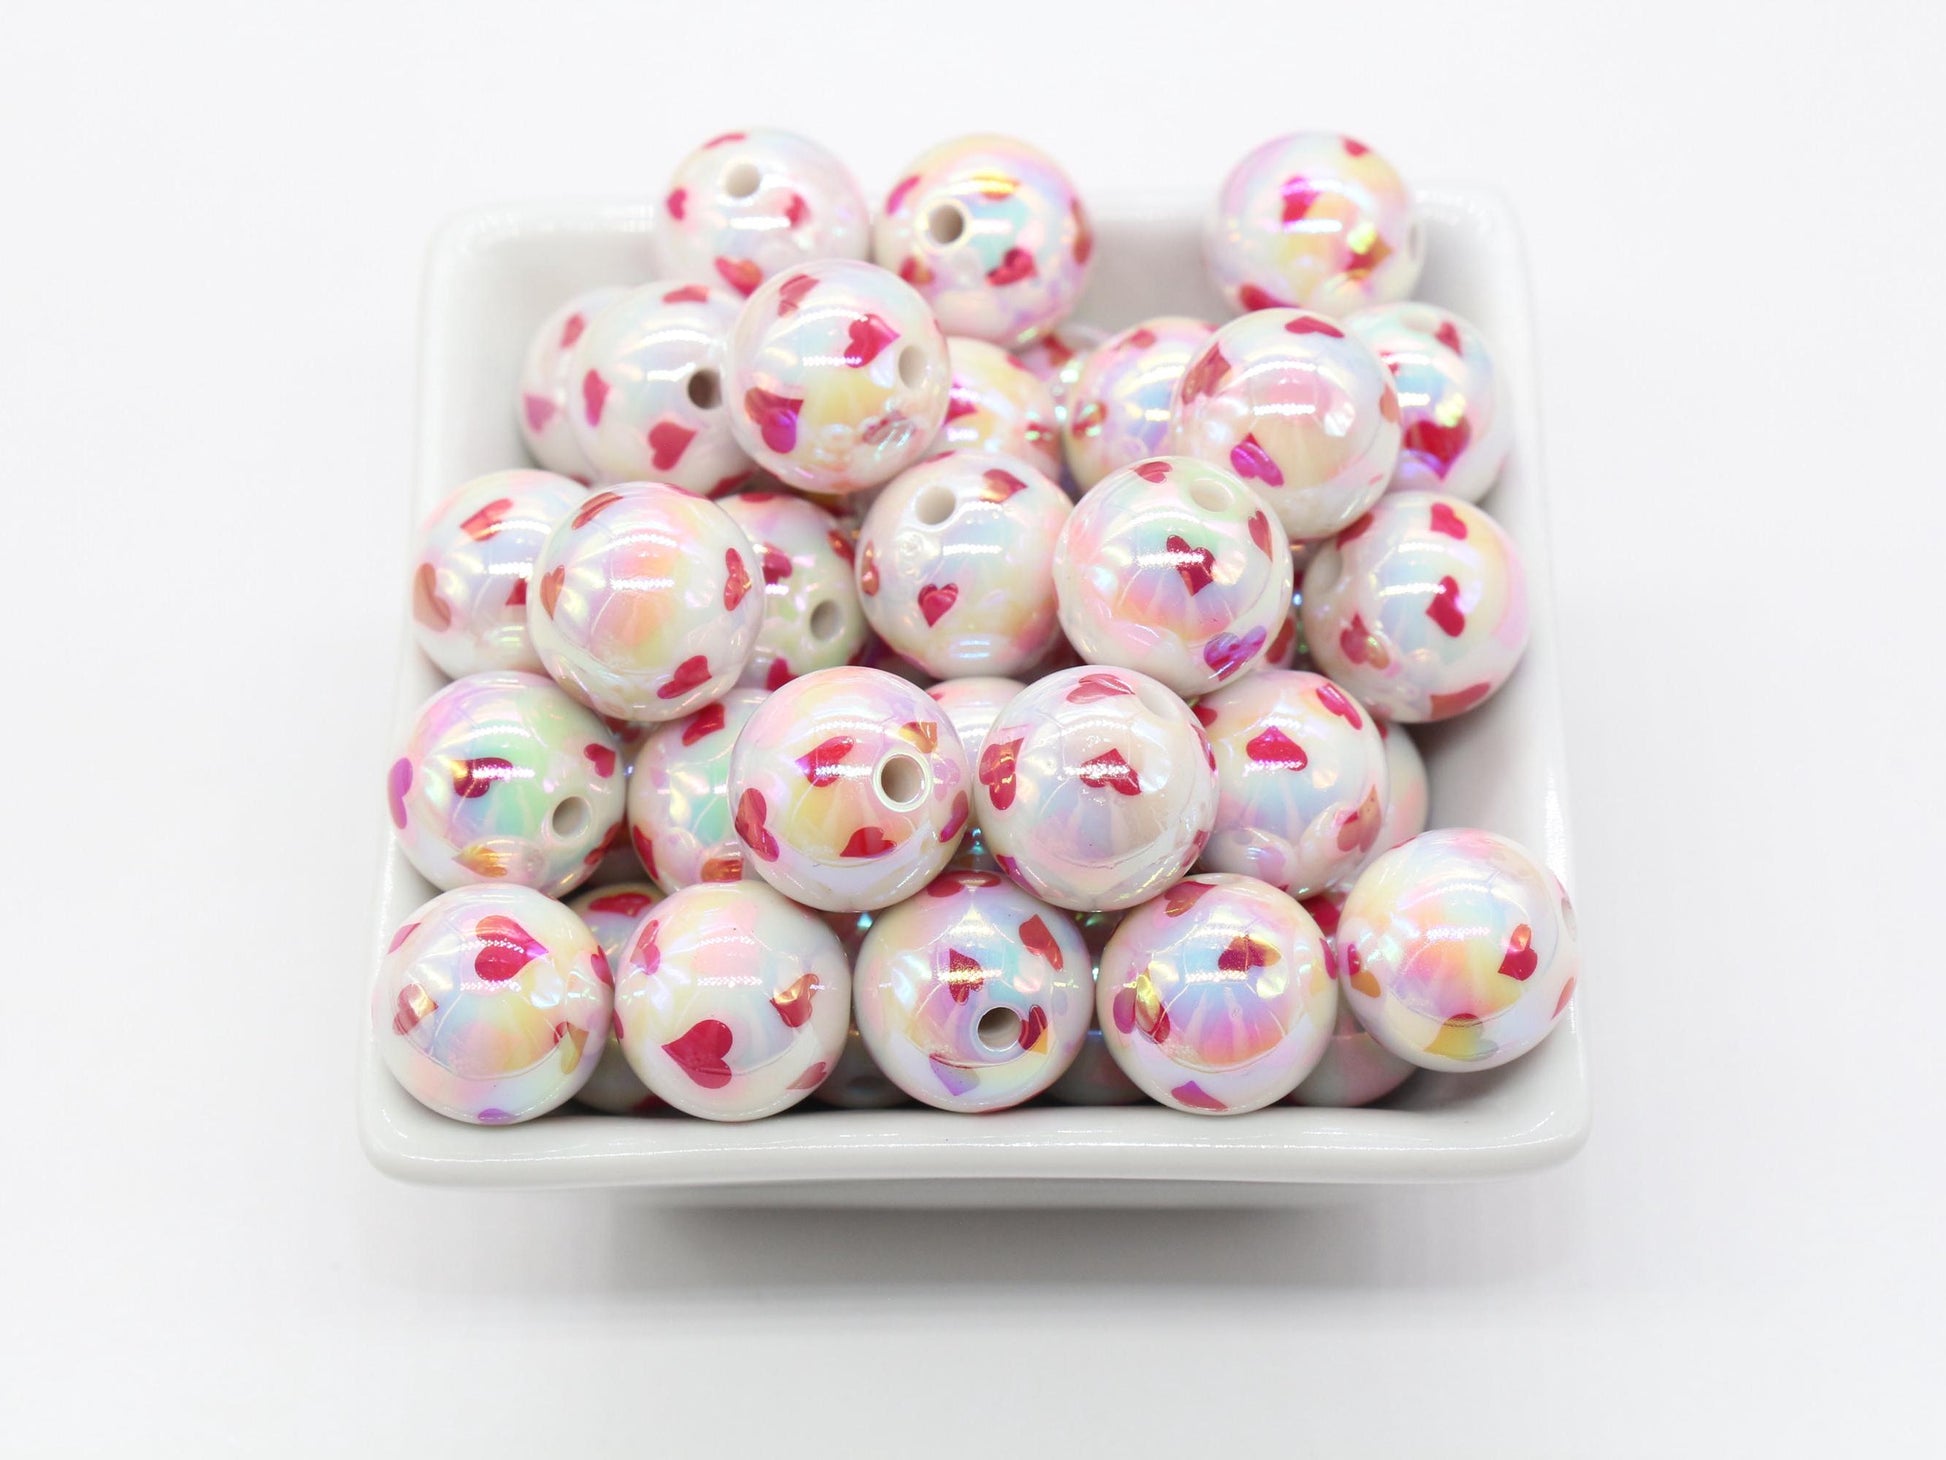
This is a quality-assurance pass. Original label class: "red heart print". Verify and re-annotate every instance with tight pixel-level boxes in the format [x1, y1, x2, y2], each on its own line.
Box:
[1434, 319, 1464, 354]
[1344, 942, 1381, 997]
[758, 544, 793, 585]
[1078, 747, 1140, 795]
[981, 467, 1029, 501]
[842, 826, 895, 858]
[735, 789, 780, 862]
[928, 1054, 978, 1096]
[1425, 576, 1467, 637]
[1163, 880, 1214, 917]
[1237, 283, 1292, 312]
[411, 563, 451, 631]
[781, 192, 809, 229]
[649, 422, 696, 472]
[1229, 435, 1284, 486]
[1553, 978, 1577, 1018]
[1131, 459, 1172, 483]
[452, 757, 514, 799]
[770, 972, 817, 1028]
[663, 282, 710, 305]
[825, 528, 854, 564]
[1338, 613, 1388, 667]
[776, 272, 817, 315]
[1285, 315, 1345, 339]
[1203, 624, 1267, 679]
[538, 566, 565, 617]
[978, 737, 1023, 811]
[1499, 924, 1538, 981]
[1407, 419, 1472, 477]
[629, 920, 662, 979]
[898, 255, 933, 287]
[661, 1018, 734, 1088]
[700, 852, 744, 882]
[1302, 892, 1342, 939]
[1430, 682, 1493, 718]
[1072, 200, 1093, 264]
[1165, 535, 1216, 596]
[583, 742, 617, 777]
[392, 983, 434, 1036]
[1170, 1080, 1227, 1112]
[938, 790, 969, 843]
[1335, 787, 1381, 852]
[681, 701, 727, 747]
[714, 256, 763, 297]
[1339, 512, 1376, 544]
[1247, 510, 1275, 557]
[1067, 672, 1133, 703]
[899, 720, 940, 753]
[1179, 346, 1230, 403]
[1123, 326, 1158, 350]
[918, 582, 959, 626]
[473, 915, 547, 982]
[944, 391, 980, 423]
[665, 188, 687, 219]
[572, 490, 623, 530]
[745, 387, 802, 454]
[1218, 935, 1275, 973]
[386, 921, 421, 955]
[658, 654, 713, 699]
[844, 313, 898, 368]
[787, 1060, 829, 1092]
[1197, 726, 1216, 773]
[1192, 701, 1218, 728]
[857, 538, 879, 595]
[1279, 175, 1319, 223]
[796, 735, 856, 787]
[631, 826, 659, 882]
[945, 948, 985, 1004]
[1245, 726, 1308, 770]
[703, 131, 746, 148]
[723, 549, 752, 610]
[885, 174, 920, 215]
[1267, 611, 1296, 663]
[986, 247, 1037, 286]
[522, 393, 556, 432]
[1018, 1005, 1049, 1052]
[1109, 985, 1137, 1034]
[1315, 680, 1364, 729]
[1343, 137, 1370, 157]
[589, 890, 655, 918]
[459, 498, 514, 540]
[582, 369, 610, 426]
[1018, 915, 1063, 970]
[560, 313, 588, 350]
[764, 657, 792, 691]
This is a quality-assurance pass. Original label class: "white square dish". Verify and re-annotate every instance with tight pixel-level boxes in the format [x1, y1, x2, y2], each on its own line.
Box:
[359, 186, 1587, 1204]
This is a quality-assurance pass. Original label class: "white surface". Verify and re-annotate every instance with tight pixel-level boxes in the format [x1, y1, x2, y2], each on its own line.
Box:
[3, 1, 1942, 1452]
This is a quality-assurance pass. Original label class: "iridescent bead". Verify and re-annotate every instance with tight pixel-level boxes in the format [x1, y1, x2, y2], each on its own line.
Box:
[626, 688, 768, 890]
[1346, 302, 1510, 503]
[566, 883, 664, 1114]
[940, 336, 1062, 476]
[1063, 317, 1213, 492]
[517, 287, 628, 480]
[718, 490, 868, 690]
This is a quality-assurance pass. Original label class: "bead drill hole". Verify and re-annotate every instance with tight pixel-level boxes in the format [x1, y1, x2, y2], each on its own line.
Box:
[976, 1005, 1022, 1052]
[1188, 478, 1230, 514]
[925, 202, 967, 245]
[722, 161, 762, 200]
[897, 344, 927, 390]
[808, 600, 842, 640]
[551, 797, 591, 839]
[914, 484, 957, 527]
[687, 368, 721, 410]
[875, 752, 926, 811]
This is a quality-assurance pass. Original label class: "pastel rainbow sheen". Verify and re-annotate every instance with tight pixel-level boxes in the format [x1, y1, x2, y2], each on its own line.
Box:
[723, 259, 951, 494]
[857, 451, 1070, 677]
[1345, 302, 1510, 504]
[1302, 492, 1529, 722]
[873, 134, 1093, 348]
[1012, 322, 1104, 427]
[567, 883, 664, 1114]
[1205, 132, 1424, 318]
[727, 667, 971, 911]
[626, 688, 767, 891]
[1372, 720, 1429, 861]
[1339, 829, 1578, 1073]
[1053, 457, 1293, 698]
[518, 287, 629, 480]
[563, 280, 754, 493]
[1097, 873, 1335, 1114]
[652, 128, 870, 295]
[718, 490, 868, 690]
[974, 666, 1217, 912]
[854, 869, 1092, 1112]
[1047, 908, 1144, 1105]
[1168, 308, 1402, 542]
[940, 337, 1062, 476]
[926, 676, 1026, 761]
[409, 470, 587, 679]
[613, 882, 850, 1120]
[1286, 886, 1414, 1107]
[375, 885, 612, 1124]
[1063, 317, 1215, 492]
[388, 670, 626, 897]
[810, 1026, 909, 1109]
[526, 482, 763, 722]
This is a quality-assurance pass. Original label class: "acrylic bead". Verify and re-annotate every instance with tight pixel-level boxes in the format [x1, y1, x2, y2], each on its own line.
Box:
[722, 259, 951, 494]
[1063, 317, 1214, 493]
[718, 490, 868, 690]
[1045, 909, 1144, 1105]
[925, 676, 1025, 761]
[854, 868, 1092, 1112]
[1053, 457, 1292, 698]
[1339, 829, 1579, 1072]
[1302, 492, 1528, 722]
[1286, 886, 1415, 1107]
[1206, 132, 1424, 317]
[566, 883, 664, 1114]
[940, 337, 1062, 476]
[409, 469, 587, 679]
[857, 451, 1070, 677]
[375, 884, 612, 1124]
[517, 287, 628, 480]
[1372, 720, 1430, 860]
[526, 483, 763, 722]
[1013, 322, 1104, 428]
[1097, 873, 1335, 1113]
[727, 667, 971, 911]
[613, 882, 850, 1120]
[873, 134, 1093, 348]
[974, 665, 1217, 912]
[1168, 308, 1401, 542]
[626, 688, 767, 890]
[387, 670, 626, 897]
[1346, 302, 1510, 503]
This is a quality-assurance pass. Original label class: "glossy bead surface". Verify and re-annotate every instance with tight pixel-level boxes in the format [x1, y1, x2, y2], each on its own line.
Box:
[626, 689, 767, 891]
[375, 885, 612, 1124]
[518, 287, 628, 480]
[1013, 323, 1103, 428]
[1063, 317, 1214, 492]
[1372, 720, 1430, 861]
[1346, 302, 1510, 503]
[1206, 132, 1424, 317]
[874, 134, 1092, 348]
[527, 483, 763, 722]
[974, 666, 1217, 912]
[941, 337, 1061, 476]
[854, 869, 1092, 1112]
[1339, 829, 1578, 1072]
[1054, 457, 1292, 698]
[857, 452, 1069, 677]
[718, 490, 868, 690]
[1169, 309, 1401, 541]
[409, 470, 586, 679]
[566, 883, 664, 1114]
[613, 882, 849, 1120]
[653, 128, 870, 297]
[1286, 886, 1415, 1107]
[387, 671, 626, 897]
[723, 259, 951, 494]
[727, 667, 971, 911]
[1302, 492, 1528, 722]
[925, 676, 1025, 761]
[1097, 874, 1335, 1113]
[1045, 909, 1144, 1105]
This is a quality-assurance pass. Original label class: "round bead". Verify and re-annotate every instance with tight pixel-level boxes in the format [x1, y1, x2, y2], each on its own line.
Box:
[1286, 886, 1415, 1107]
[1097, 873, 1335, 1113]
[387, 671, 626, 896]
[1205, 132, 1424, 317]
[873, 134, 1093, 348]
[375, 885, 612, 1124]
[1346, 302, 1510, 503]
[613, 882, 850, 1120]
[652, 129, 870, 296]
[1195, 669, 1388, 898]
[925, 676, 1025, 761]
[526, 483, 763, 722]
[518, 287, 628, 480]
[974, 666, 1217, 912]
[1063, 317, 1214, 492]
[1013, 322, 1104, 429]
[1168, 309, 1401, 541]
[727, 667, 971, 911]
[1053, 457, 1292, 698]
[409, 470, 586, 679]
[1301, 492, 1529, 722]
[626, 688, 767, 891]
[718, 490, 868, 690]
[1044, 909, 1144, 1105]
[1339, 829, 1578, 1072]
[941, 337, 1062, 477]
[1372, 720, 1430, 861]
[857, 451, 1069, 677]
[723, 259, 951, 494]
[566, 883, 664, 1114]
[854, 868, 1092, 1112]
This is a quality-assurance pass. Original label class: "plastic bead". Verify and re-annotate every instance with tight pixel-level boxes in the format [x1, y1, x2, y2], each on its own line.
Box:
[566, 883, 664, 1114]
[625, 688, 767, 890]
[1045, 909, 1145, 1105]
[1371, 719, 1429, 861]
[526, 482, 763, 722]
[853, 868, 1092, 1112]
[1339, 829, 1578, 1072]
[409, 470, 587, 679]
[925, 676, 1025, 761]
[375, 885, 612, 1124]
[1013, 322, 1104, 428]
[1302, 492, 1528, 722]
[1063, 317, 1214, 492]
[718, 490, 868, 690]
[387, 670, 626, 897]
[856, 451, 1070, 677]
[974, 665, 1217, 912]
[1346, 302, 1510, 503]
[1053, 457, 1292, 698]
[517, 287, 628, 480]
[1168, 308, 1401, 542]
[940, 337, 1062, 477]
[1286, 886, 1415, 1107]
[1096, 873, 1335, 1113]
[613, 882, 850, 1120]
[722, 259, 951, 494]
[727, 667, 971, 911]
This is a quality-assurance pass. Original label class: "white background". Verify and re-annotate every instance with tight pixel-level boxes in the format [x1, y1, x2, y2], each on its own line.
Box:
[4, 2, 1943, 1454]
